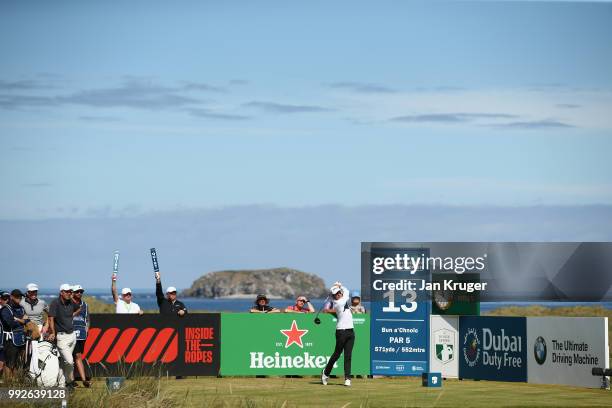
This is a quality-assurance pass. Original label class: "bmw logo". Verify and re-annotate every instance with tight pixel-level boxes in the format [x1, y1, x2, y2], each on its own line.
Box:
[534, 336, 547, 365]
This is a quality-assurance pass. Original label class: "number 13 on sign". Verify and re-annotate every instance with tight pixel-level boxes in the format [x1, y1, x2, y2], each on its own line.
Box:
[382, 289, 417, 313]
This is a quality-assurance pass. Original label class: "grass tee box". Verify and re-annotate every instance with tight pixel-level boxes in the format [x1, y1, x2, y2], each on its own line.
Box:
[70, 377, 612, 408]
[220, 313, 370, 376]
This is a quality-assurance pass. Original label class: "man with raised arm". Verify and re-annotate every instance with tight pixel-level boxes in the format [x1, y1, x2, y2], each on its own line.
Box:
[155, 271, 187, 316]
[112, 272, 143, 315]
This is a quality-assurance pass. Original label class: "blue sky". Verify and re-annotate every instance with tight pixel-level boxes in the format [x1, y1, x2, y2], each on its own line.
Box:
[1, 2, 612, 289]
[1, 1, 611, 219]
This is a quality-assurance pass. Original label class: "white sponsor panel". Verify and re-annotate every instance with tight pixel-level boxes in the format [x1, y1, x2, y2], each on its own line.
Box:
[430, 315, 459, 378]
[527, 317, 609, 388]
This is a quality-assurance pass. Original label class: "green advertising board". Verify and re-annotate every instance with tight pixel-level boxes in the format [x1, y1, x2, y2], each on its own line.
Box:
[221, 313, 370, 375]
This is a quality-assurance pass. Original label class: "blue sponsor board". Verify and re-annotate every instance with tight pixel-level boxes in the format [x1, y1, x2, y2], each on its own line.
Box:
[368, 246, 431, 376]
[422, 372, 442, 387]
[459, 316, 527, 382]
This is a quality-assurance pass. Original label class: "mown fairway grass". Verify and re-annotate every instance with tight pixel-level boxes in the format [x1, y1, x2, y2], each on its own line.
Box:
[61, 376, 612, 408]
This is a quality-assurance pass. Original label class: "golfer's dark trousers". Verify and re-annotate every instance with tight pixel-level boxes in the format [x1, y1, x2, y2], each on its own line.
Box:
[324, 328, 355, 379]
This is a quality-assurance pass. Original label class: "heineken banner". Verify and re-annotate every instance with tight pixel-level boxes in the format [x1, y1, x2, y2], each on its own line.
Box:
[527, 317, 609, 388]
[459, 316, 527, 382]
[220, 313, 370, 375]
[430, 315, 459, 378]
[84, 314, 220, 376]
[363, 243, 432, 376]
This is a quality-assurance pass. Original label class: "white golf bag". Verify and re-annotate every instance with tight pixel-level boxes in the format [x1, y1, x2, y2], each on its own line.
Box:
[29, 340, 66, 387]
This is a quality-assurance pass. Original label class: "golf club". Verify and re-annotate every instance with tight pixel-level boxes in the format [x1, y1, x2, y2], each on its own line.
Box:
[313, 295, 330, 324]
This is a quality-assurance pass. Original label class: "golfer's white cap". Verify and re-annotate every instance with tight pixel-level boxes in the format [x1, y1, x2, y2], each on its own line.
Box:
[166, 286, 177, 293]
[330, 286, 342, 295]
[59, 283, 72, 291]
[26, 283, 39, 292]
[72, 284, 84, 292]
[121, 287, 132, 295]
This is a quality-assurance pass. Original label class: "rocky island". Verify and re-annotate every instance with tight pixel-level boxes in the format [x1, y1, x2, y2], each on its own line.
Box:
[182, 267, 328, 299]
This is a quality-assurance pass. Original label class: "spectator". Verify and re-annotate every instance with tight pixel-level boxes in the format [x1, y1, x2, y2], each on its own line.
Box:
[22, 283, 47, 384]
[285, 296, 315, 313]
[112, 273, 143, 314]
[0, 289, 28, 374]
[322, 299, 335, 314]
[0, 291, 9, 378]
[21, 283, 49, 334]
[155, 272, 187, 316]
[250, 294, 280, 313]
[350, 295, 366, 314]
[48, 284, 81, 389]
[71, 285, 90, 388]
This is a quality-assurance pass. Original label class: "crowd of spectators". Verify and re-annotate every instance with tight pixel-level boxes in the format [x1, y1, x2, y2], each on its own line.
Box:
[250, 292, 366, 314]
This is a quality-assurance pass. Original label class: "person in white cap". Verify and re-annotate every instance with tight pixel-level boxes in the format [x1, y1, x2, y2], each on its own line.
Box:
[321, 282, 354, 387]
[155, 272, 187, 316]
[21, 283, 48, 383]
[71, 285, 90, 387]
[47, 284, 81, 389]
[111, 272, 143, 315]
[20, 283, 48, 334]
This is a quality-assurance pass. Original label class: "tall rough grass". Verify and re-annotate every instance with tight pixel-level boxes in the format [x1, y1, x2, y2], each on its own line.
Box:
[68, 376, 179, 408]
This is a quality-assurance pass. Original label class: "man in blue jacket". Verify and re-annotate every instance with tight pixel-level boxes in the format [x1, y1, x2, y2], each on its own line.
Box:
[0, 289, 28, 373]
[0, 291, 9, 378]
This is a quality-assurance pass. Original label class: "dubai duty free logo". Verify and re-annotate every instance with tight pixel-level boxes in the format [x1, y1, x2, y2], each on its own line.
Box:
[463, 328, 480, 367]
[533, 336, 547, 365]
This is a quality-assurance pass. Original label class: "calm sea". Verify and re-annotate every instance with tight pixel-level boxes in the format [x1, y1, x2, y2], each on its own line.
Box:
[31, 289, 612, 313]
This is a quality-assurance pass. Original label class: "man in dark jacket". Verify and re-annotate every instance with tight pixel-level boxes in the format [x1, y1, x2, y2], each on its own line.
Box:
[155, 272, 187, 316]
[0, 291, 7, 378]
[0, 289, 28, 372]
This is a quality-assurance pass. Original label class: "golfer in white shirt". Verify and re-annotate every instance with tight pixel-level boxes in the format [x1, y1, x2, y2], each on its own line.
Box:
[321, 281, 355, 387]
